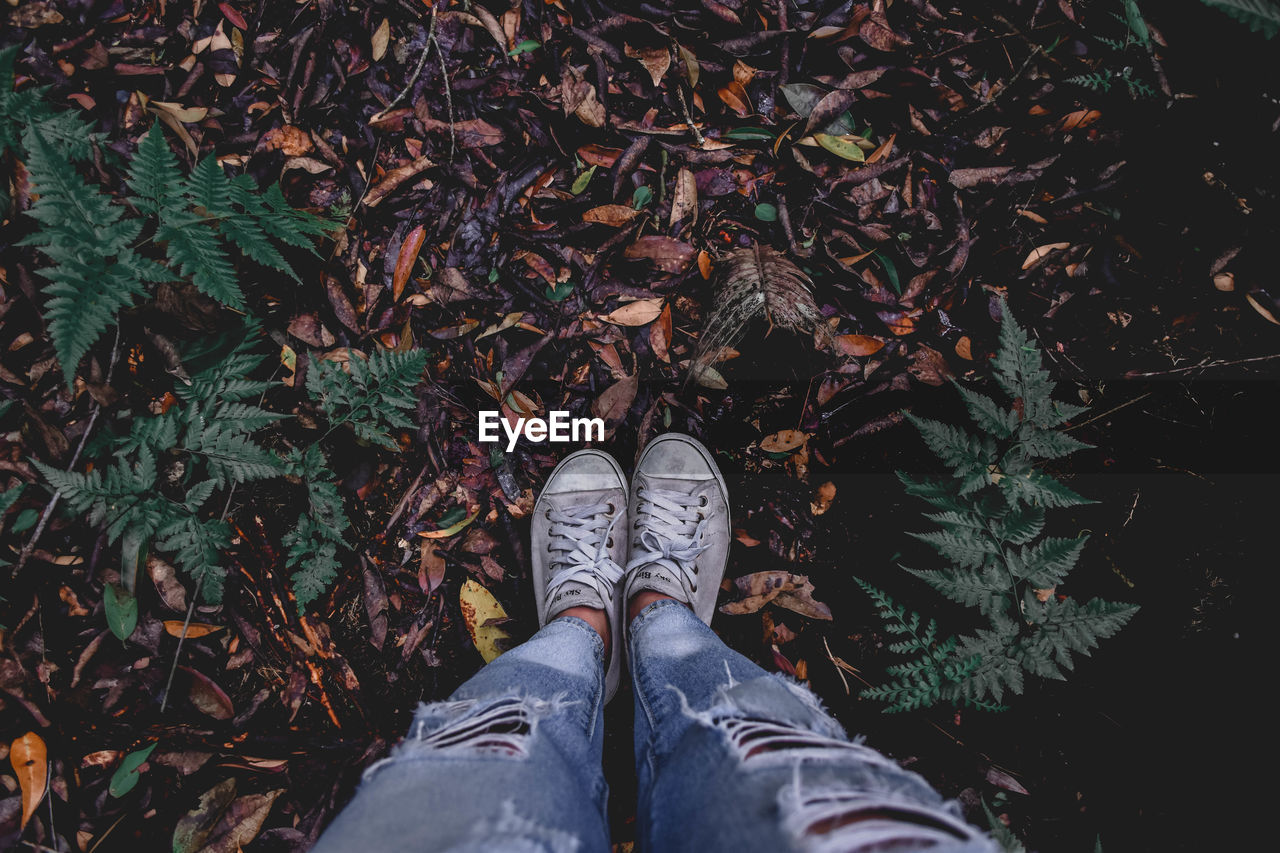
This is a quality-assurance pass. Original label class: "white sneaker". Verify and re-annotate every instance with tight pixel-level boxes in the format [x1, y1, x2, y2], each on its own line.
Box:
[531, 449, 628, 702]
[622, 434, 731, 625]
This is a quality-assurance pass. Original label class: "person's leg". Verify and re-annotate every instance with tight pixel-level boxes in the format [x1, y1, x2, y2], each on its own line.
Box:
[315, 616, 610, 852]
[629, 601, 997, 853]
[622, 434, 997, 852]
[316, 450, 630, 852]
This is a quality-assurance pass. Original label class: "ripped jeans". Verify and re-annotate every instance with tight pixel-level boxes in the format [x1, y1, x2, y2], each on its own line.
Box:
[313, 600, 997, 852]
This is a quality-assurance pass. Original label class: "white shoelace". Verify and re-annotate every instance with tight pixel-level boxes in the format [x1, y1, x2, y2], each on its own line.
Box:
[544, 502, 625, 605]
[625, 486, 710, 592]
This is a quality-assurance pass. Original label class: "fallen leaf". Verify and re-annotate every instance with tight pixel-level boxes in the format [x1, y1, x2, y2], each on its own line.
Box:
[602, 298, 663, 326]
[1021, 242, 1071, 270]
[162, 621, 223, 639]
[1212, 272, 1235, 292]
[419, 540, 447, 593]
[419, 505, 480, 539]
[182, 666, 235, 720]
[371, 18, 390, 61]
[261, 125, 312, 156]
[104, 582, 137, 642]
[650, 304, 673, 363]
[949, 166, 1013, 189]
[1246, 291, 1279, 325]
[625, 236, 695, 273]
[624, 43, 670, 86]
[591, 374, 639, 425]
[760, 430, 809, 453]
[173, 778, 237, 853]
[583, 204, 640, 226]
[908, 345, 952, 386]
[955, 335, 974, 360]
[1059, 109, 1101, 131]
[393, 225, 426, 301]
[108, 742, 157, 797]
[814, 132, 867, 162]
[202, 789, 283, 853]
[460, 580, 511, 663]
[669, 167, 697, 229]
[717, 81, 752, 116]
[810, 481, 836, 516]
[835, 334, 885, 357]
[287, 313, 335, 347]
[10, 732, 47, 830]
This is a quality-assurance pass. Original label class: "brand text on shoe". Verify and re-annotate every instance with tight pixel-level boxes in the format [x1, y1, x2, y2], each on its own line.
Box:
[478, 411, 605, 451]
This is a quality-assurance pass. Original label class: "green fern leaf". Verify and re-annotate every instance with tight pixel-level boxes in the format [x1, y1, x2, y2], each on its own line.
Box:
[127, 124, 182, 215]
[1016, 535, 1088, 587]
[1202, 0, 1280, 38]
[159, 217, 243, 309]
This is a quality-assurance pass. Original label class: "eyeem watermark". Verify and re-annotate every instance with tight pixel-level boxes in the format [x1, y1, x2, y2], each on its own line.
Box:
[478, 411, 604, 452]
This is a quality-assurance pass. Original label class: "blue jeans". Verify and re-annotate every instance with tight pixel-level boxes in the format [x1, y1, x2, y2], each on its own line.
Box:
[314, 601, 997, 852]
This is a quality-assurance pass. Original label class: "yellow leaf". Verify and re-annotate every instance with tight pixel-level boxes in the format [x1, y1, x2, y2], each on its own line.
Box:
[601, 298, 663, 326]
[460, 580, 511, 663]
[11, 732, 47, 831]
[418, 506, 480, 539]
[761, 430, 809, 453]
[814, 133, 866, 162]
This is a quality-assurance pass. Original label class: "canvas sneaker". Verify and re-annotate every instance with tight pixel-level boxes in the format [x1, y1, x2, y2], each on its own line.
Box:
[622, 434, 731, 625]
[531, 449, 629, 702]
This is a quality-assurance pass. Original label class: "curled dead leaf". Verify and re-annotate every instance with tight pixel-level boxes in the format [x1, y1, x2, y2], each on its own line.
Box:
[1022, 242, 1071, 270]
[460, 580, 511, 663]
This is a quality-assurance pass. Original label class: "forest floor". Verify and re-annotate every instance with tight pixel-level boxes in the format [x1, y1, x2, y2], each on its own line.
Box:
[2, 1, 1277, 851]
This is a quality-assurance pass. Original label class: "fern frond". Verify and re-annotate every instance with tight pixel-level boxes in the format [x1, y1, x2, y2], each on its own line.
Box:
[1202, 0, 1280, 38]
[1015, 535, 1088, 587]
[157, 514, 232, 602]
[307, 349, 427, 449]
[159, 217, 243, 309]
[184, 420, 284, 488]
[127, 124, 183, 215]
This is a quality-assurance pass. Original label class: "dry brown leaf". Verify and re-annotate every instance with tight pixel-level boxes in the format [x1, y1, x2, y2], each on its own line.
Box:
[1246, 291, 1279, 325]
[625, 43, 670, 86]
[669, 167, 697, 229]
[956, 335, 974, 360]
[761, 430, 809, 453]
[625, 236, 695, 273]
[583, 204, 640, 226]
[1213, 272, 1235, 292]
[835, 334, 885, 357]
[262, 125, 312, 156]
[602, 298, 663, 326]
[717, 81, 752, 116]
[1021, 242, 1071, 270]
[163, 621, 224, 639]
[810, 481, 836, 516]
[393, 225, 426, 301]
[591, 375, 639, 425]
[10, 732, 47, 831]
[371, 18, 391, 61]
[650, 304, 673, 363]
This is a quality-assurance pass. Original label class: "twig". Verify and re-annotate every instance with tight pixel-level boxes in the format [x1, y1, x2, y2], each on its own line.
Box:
[160, 573, 203, 713]
[12, 327, 122, 580]
[673, 82, 704, 146]
[1066, 391, 1152, 431]
[1124, 352, 1280, 378]
[430, 11, 456, 163]
[378, 6, 438, 118]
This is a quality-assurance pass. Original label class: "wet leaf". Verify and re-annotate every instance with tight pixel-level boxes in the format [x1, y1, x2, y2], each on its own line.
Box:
[460, 580, 511, 663]
[10, 732, 47, 830]
[108, 742, 156, 798]
[104, 582, 137, 642]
